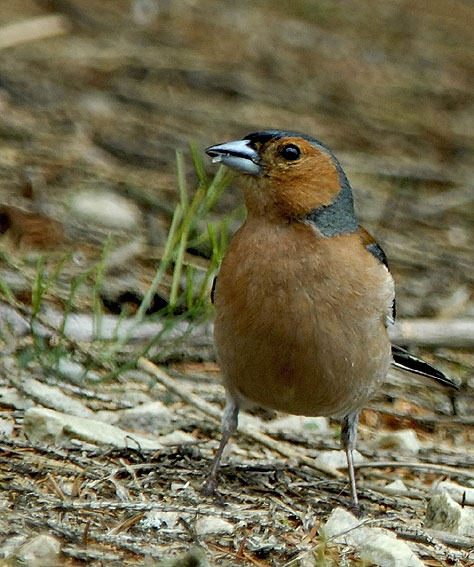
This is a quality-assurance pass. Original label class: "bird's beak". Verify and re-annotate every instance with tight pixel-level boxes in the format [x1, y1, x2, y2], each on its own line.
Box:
[205, 139, 261, 175]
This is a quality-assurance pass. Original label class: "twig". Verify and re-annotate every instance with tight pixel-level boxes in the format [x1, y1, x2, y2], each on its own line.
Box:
[6, 300, 473, 350]
[423, 528, 474, 551]
[138, 357, 341, 478]
[43, 517, 158, 557]
[9, 300, 473, 350]
[0, 15, 70, 50]
[389, 319, 474, 348]
[48, 497, 270, 524]
[367, 404, 474, 427]
[355, 460, 474, 480]
[394, 524, 474, 551]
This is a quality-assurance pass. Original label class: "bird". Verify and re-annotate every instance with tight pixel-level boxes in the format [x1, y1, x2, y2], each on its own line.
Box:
[203, 130, 457, 508]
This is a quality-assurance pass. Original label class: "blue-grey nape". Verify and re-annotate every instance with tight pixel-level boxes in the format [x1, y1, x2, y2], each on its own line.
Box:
[305, 174, 358, 237]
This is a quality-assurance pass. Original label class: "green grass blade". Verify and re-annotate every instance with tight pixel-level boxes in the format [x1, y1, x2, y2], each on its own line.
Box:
[175, 149, 189, 210]
[31, 256, 45, 318]
[189, 141, 208, 186]
[0, 277, 17, 306]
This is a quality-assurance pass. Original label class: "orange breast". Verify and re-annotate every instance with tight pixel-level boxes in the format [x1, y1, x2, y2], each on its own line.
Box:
[213, 220, 394, 417]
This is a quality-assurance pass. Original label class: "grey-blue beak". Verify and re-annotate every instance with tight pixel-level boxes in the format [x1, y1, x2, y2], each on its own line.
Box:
[205, 139, 261, 175]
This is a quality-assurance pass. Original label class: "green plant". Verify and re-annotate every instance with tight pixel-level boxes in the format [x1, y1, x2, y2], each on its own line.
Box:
[133, 143, 236, 322]
[0, 143, 239, 382]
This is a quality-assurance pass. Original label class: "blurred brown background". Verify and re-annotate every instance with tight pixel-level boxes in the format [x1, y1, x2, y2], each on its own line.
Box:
[0, 0, 473, 318]
[0, 2, 473, 565]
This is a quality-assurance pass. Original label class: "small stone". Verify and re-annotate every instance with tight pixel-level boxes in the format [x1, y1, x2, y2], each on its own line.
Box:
[385, 479, 408, 494]
[15, 534, 61, 563]
[21, 378, 93, 418]
[425, 491, 474, 537]
[170, 481, 192, 492]
[117, 401, 174, 434]
[119, 390, 154, 406]
[324, 507, 424, 567]
[1, 535, 27, 558]
[158, 430, 196, 445]
[368, 429, 420, 454]
[432, 480, 474, 506]
[314, 449, 365, 469]
[57, 357, 99, 384]
[324, 507, 370, 545]
[23, 407, 164, 450]
[0, 418, 14, 437]
[78, 91, 115, 118]
[0, 388, 34, 411]
[195, 516, 234, 536]
[71, 189, 139, 228]
[0, 304, 30, 336]
[141, 511, 181, 530]
[264, 415, 329, 436]
[360, 533, 425, 567]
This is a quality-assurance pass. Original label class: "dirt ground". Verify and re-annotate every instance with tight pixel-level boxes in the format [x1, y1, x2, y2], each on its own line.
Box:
[0, 1, 473, 566]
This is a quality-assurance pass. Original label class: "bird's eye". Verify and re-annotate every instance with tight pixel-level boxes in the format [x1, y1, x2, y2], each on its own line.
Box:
[279, 144, 301, 161]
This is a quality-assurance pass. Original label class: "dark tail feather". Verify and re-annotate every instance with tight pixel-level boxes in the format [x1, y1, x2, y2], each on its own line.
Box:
[391, 345, 458, 390]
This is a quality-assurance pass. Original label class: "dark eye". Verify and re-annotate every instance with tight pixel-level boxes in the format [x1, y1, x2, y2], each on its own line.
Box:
[279, 144, 301, 161]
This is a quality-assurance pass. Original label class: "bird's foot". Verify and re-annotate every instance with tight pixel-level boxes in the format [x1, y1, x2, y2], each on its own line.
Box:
[347, 499, 364, 518]
[202, 475, 219, 497]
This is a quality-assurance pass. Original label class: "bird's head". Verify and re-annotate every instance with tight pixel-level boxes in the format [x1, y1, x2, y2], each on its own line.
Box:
[206, 130, 357, 235]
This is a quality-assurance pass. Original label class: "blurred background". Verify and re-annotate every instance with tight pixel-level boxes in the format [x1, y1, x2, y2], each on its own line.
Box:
[0, 0, 472, 319]
[0, 2, 473, 565]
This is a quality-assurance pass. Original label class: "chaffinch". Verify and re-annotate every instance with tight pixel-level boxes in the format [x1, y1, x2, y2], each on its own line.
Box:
[203, 130, 457, 508]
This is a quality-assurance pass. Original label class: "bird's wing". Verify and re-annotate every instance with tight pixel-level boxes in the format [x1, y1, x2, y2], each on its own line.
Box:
[357, 227, 457, 390]
[357, 226, 396, 325]
[357, 226, 389, 269]
[210, 276, 217, 304]
[391, 344, 458, 389]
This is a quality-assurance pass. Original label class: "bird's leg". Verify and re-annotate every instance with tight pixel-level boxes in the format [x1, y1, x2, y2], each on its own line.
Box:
[202, 397, 240, 495]
[341, 410, 361, 510]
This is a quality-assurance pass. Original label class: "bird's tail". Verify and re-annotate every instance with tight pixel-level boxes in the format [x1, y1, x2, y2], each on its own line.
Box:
[391, 344, 458, 389]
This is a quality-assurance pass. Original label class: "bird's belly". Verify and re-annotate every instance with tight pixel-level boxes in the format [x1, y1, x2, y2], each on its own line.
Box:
[214, 282, 391, 418]
[217, 329, 389, 417]
[213, 223, 394, 418]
